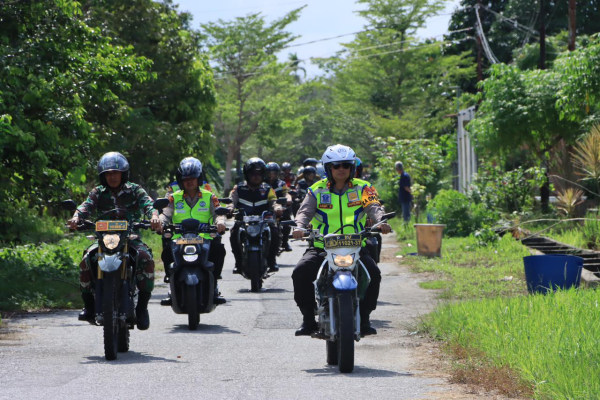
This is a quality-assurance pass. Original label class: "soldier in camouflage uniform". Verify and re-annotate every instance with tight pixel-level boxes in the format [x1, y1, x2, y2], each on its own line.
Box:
[68, 152, 161, 330]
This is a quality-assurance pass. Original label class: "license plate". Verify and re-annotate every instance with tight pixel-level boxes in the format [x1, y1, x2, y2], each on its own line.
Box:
[96, 220, 128, 231]
[175, 237, 204, 245]
[323, 234, 362, 249]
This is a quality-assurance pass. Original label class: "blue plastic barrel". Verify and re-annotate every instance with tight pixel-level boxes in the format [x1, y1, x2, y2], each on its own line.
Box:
[523, 254, 583, 294]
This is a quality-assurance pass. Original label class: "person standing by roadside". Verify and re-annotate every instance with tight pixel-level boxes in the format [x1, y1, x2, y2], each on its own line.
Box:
[395, 161, 412, 223]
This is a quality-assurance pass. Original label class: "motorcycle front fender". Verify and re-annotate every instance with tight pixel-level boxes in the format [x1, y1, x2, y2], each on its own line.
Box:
[332, 271, 358, 291]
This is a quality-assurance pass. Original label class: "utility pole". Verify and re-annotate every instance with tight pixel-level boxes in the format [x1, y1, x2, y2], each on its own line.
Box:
[568, 0, 576, 51]
[538, 0, 546, 70]
[538, 0, 549, 212]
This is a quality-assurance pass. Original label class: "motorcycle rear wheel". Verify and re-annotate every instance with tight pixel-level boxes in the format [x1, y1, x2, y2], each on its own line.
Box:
[102, 275, 119, 361]
[186, 285, 199, 330]
[337, 292, 355, 373]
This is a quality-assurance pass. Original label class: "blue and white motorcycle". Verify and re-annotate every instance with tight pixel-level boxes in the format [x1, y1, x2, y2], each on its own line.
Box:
[284, 213, 394, 373]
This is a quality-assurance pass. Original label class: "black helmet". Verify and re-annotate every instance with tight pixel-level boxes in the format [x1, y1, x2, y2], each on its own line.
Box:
[266, 162, 280, 173]
[176, 157, 203, 188]
[281, 162, 292, 171]
[303, 166, 317, 176]
[243, 157, 267, 182]
[303, 157, 318, 167]
[98, 152, 129, 187]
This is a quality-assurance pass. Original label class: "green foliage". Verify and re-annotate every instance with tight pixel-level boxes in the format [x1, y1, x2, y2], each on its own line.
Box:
[0, 1, 152, 242]
[467, 164, 546, 213]
[83, 0, 216, 186]
[427, 189, 498, 237]
[424, 289, 600, 398]
[469, 63, 579, 159]
[582, 212, 600, 250]
[374, 137, 448, 213]
[0, 237, 87, 310]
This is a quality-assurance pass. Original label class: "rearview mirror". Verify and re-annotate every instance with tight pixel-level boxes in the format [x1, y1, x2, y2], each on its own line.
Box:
[153, 198, 169, 212]
[276, 197, 287, 205]
[218, 198, 233, 205]
[215, 207, 230, 216]
[383, 212, 396, 220]
[280, 220, 297, 227]
[61, 199, 77, 211]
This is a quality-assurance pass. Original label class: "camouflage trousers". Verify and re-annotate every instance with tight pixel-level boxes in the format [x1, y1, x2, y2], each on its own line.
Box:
[79, 239, 155, 294]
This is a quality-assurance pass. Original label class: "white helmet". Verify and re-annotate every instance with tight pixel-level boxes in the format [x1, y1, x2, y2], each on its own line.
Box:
[321, 144, 356, 181]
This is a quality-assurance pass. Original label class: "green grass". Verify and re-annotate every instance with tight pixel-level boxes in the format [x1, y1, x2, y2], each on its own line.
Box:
[424, 289, 600, 399]
[394, 219, 600, 398]
[393, 221, 530, 299]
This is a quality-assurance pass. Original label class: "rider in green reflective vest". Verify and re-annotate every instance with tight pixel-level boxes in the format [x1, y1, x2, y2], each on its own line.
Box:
[159, 157, 227, 305]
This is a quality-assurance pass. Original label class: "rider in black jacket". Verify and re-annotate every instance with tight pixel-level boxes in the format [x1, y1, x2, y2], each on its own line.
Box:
[228, 158, 283, 273]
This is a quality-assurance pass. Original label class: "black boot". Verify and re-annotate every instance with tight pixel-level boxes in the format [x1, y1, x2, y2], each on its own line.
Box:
[360, 312, 377, 336]
[214, 285, 226, 305]
[268, 263, 279, 273]
[78, 292, 96, 324]
[295, 307, 317, 336]
[160, 292, 172, 306]
[136, 291, 151, 330]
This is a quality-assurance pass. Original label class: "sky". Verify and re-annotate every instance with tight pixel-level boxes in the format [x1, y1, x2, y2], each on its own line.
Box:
[173, 0, 463, 77]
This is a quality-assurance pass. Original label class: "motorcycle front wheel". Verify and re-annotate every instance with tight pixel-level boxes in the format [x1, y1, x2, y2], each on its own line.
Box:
[102, 274, 119, 361]
[186, 285, 199, 330]
[248, 252, 262, 292]
[336, 292, 355, 373]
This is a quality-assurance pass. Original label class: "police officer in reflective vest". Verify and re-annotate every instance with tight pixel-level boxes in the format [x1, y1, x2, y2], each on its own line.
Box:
[291, 144, 391, 336]
[159, 157, 227, 304]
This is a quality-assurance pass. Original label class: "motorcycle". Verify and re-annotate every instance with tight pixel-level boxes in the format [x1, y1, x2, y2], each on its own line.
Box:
[283, 212, 394, 373]
[231, 198, 287, 292]
[62, 199, 157, 361]
[157, 200, 230, 330]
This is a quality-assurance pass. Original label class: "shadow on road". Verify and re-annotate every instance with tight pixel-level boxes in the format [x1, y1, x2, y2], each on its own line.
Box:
[235, 288, 291, 294]
[304, 365, 408, 377]
[81, 351, 179, 364]
[168, 324, 240, 334]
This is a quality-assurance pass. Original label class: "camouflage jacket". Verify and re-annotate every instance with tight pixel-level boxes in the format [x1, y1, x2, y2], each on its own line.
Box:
[76, 182, 156, 222]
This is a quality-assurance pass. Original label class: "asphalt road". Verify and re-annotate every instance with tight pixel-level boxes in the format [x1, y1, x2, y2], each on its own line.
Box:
[0, 234, 454, 400]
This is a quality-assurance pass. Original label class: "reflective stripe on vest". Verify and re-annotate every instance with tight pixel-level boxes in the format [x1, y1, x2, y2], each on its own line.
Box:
[309, 178, 369, 248]
[172, 189, 213, 240]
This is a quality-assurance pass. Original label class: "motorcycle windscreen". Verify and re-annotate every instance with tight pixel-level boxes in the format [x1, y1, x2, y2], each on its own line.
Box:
[332, 270, 358, 291]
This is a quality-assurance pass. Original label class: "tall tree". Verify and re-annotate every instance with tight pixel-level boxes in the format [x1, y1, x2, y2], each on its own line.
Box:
[202, 9, 305, 192]
[0, 0, 152, 241]
[82, 0, 216, 187]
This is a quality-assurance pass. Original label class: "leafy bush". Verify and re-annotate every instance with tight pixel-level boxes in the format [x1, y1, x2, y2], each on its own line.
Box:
[0, 200, 66, 244]
[467, 164, 546, 213]
[0, 237, 86, 310]
[582, 212, 600, 249]
[427, 189, 498, 237]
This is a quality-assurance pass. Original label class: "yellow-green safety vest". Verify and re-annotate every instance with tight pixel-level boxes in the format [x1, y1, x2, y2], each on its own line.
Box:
[309, 178, 378, 248]
[172, 189, 214, 240]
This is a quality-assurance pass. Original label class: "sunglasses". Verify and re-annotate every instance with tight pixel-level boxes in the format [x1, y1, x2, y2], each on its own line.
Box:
[331, 162, 353, 170]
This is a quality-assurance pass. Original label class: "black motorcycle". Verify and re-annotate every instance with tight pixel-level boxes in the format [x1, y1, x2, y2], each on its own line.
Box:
[62, 200, 155, 361]
[159, 205, 229, 330]
[232, 198, 286, 292]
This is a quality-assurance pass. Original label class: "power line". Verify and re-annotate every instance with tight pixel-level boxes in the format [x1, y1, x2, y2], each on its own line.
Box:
[475, 4, 499, 64]
[213, 35, 473, 80]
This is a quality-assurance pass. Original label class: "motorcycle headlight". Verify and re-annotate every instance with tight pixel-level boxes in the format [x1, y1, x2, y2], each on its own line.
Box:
[102, 234, 121, 250]
[333, 254, 354, 268]
[183, 254, 198, 262]
[246, 224, 261, 237]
